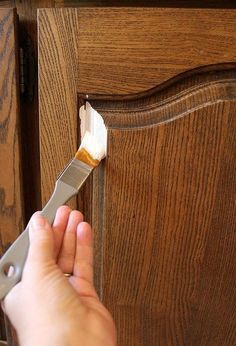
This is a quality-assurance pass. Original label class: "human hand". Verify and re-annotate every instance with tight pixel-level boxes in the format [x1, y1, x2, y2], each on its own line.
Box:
[2, 206, 116, 346]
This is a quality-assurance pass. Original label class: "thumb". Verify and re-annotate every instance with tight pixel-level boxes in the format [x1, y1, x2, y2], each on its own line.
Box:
[26, 213, 55, 264]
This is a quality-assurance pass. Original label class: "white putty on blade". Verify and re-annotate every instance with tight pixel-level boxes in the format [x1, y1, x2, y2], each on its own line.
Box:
[79, 102, 107, 160]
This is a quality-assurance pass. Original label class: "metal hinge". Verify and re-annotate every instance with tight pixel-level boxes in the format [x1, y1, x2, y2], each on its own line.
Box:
[19, 34, 36, 102]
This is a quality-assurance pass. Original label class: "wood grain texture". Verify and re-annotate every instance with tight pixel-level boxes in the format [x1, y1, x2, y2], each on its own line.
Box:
[38, 7, 236, 345]
[0, 2, 56, 345]
[54, 0, 236, 8]
[77, 7, 236, 95]
[0, 1, 59, 221]
[87, 69, 236, 345]
[0, 8, 23, 345]
[7, 0, 236, 220]
[0, 8, 23, 274]
[38, 8, 79, 208]
[38, 6, 236, 202]
[14, 0, 55, 220]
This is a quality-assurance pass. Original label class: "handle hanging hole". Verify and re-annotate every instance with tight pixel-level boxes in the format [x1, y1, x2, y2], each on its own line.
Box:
[3, 263, 15, 277]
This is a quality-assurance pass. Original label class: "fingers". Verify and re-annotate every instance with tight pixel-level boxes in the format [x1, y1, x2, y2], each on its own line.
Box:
[25, 210, 96, 300]
[52, 206, 72, 258]
[57, 210, 83, 274]
[27, 213, 54, 264]
[73, 222, 94, 285]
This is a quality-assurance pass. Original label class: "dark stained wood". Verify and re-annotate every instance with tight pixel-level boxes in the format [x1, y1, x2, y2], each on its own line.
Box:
[0, 8, 23, 345]
[77, 8, 236, 95]
[38, 8, 79, 209]
[2, 2, 235, 221]
[3, 0, 236, 9]
[38, 6, 236, 200]
[0, 6, 23, 261]
[0, 311, 6, 342]
[14, 1, 55, 221]
[0, 1, 56, 223]
[0, 2, 234, 345]
[87, 69, 236, 345]
[38, 7, 236, 345]
[55, 0, 236, 8]
[0, 2, 15, 7]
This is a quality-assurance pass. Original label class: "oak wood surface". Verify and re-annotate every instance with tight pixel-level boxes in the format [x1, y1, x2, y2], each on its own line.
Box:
[77, 8, 236, 95]
[0, 1, 55, 224]
[55, 0, 236, 7]
[3, 3, 236, 215]
[38, 6, 236, 202]
[38, 7, 236, 345]
[88, 70, 236, 345]
[0, 8, 23, 344]
[2, 0, 236, 216]
[14, 0, 55, 221]
[0, 2, 234, 345]
[38, 8, 79, 210]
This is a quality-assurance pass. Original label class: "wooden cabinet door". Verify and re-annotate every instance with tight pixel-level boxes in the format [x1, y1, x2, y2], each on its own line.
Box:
[0, 8, 23, 345]
[38, 8, 236, 345]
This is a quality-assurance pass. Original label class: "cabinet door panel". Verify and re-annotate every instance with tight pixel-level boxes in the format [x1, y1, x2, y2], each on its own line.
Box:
[88, 71, 236, 345]
[39, 7, 236, 205]
[77, 8, 236, 95]
[38, 8, 236, 345]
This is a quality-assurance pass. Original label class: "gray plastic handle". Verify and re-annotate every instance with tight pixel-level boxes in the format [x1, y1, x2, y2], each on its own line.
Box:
[0, 180, 77, 300]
